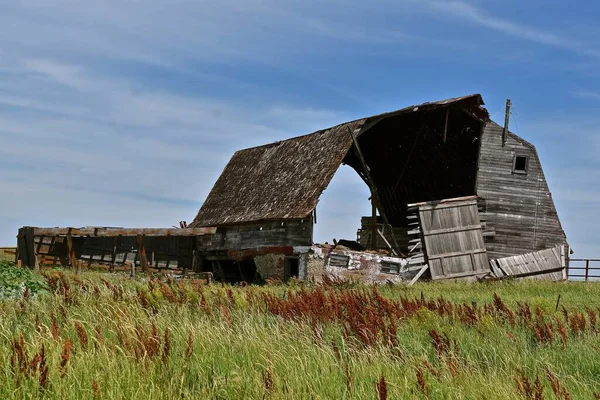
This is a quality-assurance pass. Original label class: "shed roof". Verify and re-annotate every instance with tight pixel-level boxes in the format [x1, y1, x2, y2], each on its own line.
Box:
[191, 94, 487, 227]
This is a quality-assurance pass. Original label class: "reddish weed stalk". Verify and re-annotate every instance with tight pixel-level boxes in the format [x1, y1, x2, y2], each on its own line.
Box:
[415, 367, 430, 399]
[162, 328, 171, 364]
[376, 375, 388, 400]
[515, 372, 544, 400]
[545, 368, 571, 400]
[185, 332, 194, 361]
[74, 321, 88, 349]
[59, 339, 73, 378]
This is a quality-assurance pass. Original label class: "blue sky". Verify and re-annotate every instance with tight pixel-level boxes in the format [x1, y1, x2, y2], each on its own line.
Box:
[0, 0, 599, 258]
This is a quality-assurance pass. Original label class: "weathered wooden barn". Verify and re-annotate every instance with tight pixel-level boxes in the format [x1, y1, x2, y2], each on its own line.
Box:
[189, 94, 568, 282]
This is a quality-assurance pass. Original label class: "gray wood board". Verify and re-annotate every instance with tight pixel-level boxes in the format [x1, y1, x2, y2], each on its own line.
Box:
[490, 245, 566, 281]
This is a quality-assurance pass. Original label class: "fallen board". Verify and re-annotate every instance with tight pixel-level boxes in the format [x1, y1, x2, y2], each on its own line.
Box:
[490, 245, 566, 281]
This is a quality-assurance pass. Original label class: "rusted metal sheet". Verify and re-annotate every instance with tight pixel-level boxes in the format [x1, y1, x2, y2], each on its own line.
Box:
[414, 196, 490, 280]
[30, 227, 216, 237]
[490, 245, 566, 281]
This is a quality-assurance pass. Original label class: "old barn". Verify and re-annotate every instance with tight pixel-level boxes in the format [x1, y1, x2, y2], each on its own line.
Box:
[17, 94, 569, 283]
[188, 94, 568, 282]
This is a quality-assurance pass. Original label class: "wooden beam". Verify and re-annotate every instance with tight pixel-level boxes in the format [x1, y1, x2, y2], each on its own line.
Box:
[370, 198, 377, 250]
[502, 99, 511, 147]
[136, 235, 149, 273]
[427, 248, 487, 260]
[110, 238, 117, 272]
[23, 227, 36, 268]
[422, 225, 482, 236]
[407, 195, 480, 210]
[31, 227, 216, 237]
[443, 108, 450, 143]
[377, 229, 398, 256]
[65, 229, 79, 270]
[408, 264, 429, 286]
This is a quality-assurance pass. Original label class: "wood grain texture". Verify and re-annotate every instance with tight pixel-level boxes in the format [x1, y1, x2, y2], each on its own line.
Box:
[490, 245, 566, 281]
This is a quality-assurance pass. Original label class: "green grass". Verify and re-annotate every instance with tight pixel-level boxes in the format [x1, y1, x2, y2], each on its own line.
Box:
[1, 264, 600, 399]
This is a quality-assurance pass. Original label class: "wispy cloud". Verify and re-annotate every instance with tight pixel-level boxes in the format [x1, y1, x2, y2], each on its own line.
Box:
[0, 58, 350, 244]
[572, 91, 600, 100]
[422, 0, 600, 58]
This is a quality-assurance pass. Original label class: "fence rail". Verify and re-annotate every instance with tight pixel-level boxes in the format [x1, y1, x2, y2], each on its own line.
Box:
[567, 258, 600, 281]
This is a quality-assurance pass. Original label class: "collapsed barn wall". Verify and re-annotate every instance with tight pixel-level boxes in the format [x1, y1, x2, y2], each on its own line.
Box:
[476, 121, 567, 259]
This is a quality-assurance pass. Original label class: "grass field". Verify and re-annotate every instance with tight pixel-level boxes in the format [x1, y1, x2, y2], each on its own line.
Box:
[1, 262, 600, 399]
[0, 247, 16, 262]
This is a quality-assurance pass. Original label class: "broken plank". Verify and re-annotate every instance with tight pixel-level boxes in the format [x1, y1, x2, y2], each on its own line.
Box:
[408, 264, 429, 286]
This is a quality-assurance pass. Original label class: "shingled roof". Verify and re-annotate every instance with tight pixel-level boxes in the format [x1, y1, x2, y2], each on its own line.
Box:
[191, 94, 487, 227]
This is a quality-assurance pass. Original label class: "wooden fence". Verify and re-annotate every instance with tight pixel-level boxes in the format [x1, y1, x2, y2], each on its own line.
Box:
[16, 226, 215, 274]
[567, 258, 600, 281]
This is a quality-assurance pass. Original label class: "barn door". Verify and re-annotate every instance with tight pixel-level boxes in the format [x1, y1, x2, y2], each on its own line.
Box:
[415, 196, 489, 280]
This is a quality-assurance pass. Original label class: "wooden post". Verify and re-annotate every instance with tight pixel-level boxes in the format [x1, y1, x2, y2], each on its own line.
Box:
[443, 108, 449, 143]
[66, 229, 79, 270]
[585, 259, 590, 282]
[22, 227, 36, 268]
[502, 99, 511, 147]
[110, 238, 117, 273]
[370, 197, 377, 250]
[136, 234, 149, 273]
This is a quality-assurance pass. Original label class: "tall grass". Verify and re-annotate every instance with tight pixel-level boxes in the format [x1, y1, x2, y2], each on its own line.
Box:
[1, 266, 600, 399]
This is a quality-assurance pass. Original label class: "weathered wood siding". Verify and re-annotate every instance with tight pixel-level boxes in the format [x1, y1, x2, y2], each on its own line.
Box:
[476, 121, 567, 260]
[197, 218, 313, 252]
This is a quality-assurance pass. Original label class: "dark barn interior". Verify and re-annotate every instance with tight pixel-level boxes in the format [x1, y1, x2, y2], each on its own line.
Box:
[345, 108, 483, 225]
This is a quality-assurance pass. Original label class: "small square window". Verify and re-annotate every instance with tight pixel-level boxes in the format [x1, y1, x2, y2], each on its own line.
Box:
[328, 254, 350, 268]
[381, 262, 400, 274]
[513, 155, 528, 174]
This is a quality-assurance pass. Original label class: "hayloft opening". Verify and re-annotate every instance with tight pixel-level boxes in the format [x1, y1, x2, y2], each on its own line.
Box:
[513, 155, 528, 174]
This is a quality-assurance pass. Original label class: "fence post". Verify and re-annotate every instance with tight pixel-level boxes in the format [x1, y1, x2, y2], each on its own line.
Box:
[585, 259, 590, 282]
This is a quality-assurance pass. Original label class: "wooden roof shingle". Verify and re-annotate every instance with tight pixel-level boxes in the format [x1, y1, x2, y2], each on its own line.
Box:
[191, 119, 366, 227]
